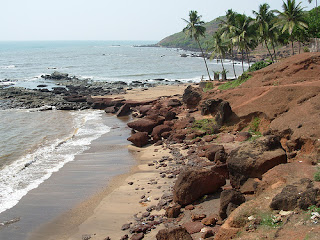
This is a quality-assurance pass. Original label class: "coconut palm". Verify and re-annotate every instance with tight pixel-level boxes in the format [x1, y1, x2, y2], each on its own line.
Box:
[219, 9, 238, 78]
[208, 31, 228, 73]
[231, 14, 257, 72]
[182, 10, 211, 80]
[253, 3, 276, 62]
[275, 0, 308, 55]
[308, 0, 318, 9]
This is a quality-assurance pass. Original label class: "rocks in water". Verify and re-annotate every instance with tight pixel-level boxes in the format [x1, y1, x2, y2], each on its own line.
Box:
[173, 167, 226, 206]
[127, 132, 149, 147]
[116, 103, 132, 117]
[219, 189, 246, 219]
[227, 135, 287, 189]
[156, 227, 193, 240]
[270, 178, 320, 211]
[41, 71, 70, 80]
[182, 85, 202, 109]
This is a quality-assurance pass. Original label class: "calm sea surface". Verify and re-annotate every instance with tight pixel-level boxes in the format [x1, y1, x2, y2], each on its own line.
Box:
[0, 41, 245, 215]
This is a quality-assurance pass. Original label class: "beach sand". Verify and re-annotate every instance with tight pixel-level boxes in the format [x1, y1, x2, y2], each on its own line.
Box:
[27, 84, 190, 240]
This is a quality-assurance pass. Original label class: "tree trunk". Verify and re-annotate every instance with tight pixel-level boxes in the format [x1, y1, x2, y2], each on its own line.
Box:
[197, 40, 211, 80]
[271, 41, 277, 61]
[230, 44, 237, 78]
[241, 50, 244, 73]
[221, 57, 225, 73]
[246, 51, 251, 71]
[291, 41, 295, 55]
[299, 41, 301, 54]
[265, 39, 274, 63]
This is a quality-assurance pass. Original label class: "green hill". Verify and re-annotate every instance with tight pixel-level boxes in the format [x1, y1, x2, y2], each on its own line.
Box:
[158, 16, 223, 51]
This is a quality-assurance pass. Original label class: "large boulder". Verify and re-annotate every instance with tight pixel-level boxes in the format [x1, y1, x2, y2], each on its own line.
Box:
[151, 125, 172, 143]
[156, 227, 193, 240]
[270, 178, 320, 211]
[227, 135, 287, 188]
[201, 99, 233, 125]
[127, 119, 158, 133]
[219, 189, 246, 219]
[182, 85, 202, 109]
[116, 103, 131, 117]
[127, 132, 149, 147]
[173, 167, 226, 206]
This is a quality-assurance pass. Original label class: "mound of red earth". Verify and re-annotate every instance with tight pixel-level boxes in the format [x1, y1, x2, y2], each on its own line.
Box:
[206, 52, 320, 160]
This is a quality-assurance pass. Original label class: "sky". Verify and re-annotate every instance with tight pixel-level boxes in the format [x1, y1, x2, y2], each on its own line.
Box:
[0, 0, 314, 41]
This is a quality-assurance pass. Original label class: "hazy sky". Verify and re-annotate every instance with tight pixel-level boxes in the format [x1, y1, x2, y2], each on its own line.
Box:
[0, 0, 314, 41]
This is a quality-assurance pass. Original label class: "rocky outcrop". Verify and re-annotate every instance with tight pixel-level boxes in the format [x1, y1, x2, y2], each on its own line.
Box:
[41, 71, 71, 80]
[127, 119, 159, 133]
[151, 125, 172, 143]
[270, 178, 320, 211]
[127, 132, 149, 147]
[156, 227, 193, 240]
[182, 85, 202, 109]
[227, 135, 287, 189]
[219, 189, 246, 219]
[201, 99, 233, 126]
[173, 167, 226, 206]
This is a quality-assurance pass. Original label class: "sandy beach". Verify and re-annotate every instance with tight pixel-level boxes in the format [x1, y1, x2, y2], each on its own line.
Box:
[27, 84, 189, 240]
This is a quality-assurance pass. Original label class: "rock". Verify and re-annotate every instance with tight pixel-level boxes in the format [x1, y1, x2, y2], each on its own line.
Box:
[191, 213, 207, 221]
[204, 145, 225, 161]
[219, 189, 246, 219]
[227, 135, 287, 188]
[127, 132, 149, 147]
[201, 99, 233, 125]
[120, 235, 129, 240]
[270, 178, 319, 211]
[167, 99, 182, 107]
[151, 125, 172, 143]
[121, 223, 131, 231]
[105, 106, 117, 113]
[156, 227, 192, 240]
[235, 132, 252, 142]
[139, 105, 153, 115]
[165, 205, 181, 218]
[240, 178, 260, 194]
[116, 103, 131, 117]
[201, 229, 215, 239]
[131, 233, 144, 240]
[201, 214, 219, 226]
[127, 119, 158, 133]
[164, 111, 177, 121]
[182, 221, 205, 234]
[42, 71, 70, 80]
[185, 205, 195, 210]
[182, 85, 202, 109]
[173, 167, 226, 206]
[63, 95, 87, 102]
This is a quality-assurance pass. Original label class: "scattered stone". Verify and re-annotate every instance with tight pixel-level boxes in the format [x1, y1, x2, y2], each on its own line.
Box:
[121, 223, 131, 231]
[156, 227, 192, 240]
[182, 221, 205, 234]
[128, 182, 134, 185]
[219, 189, 246, 219]
[185, 205, 195, 210]
[192, 213, 207, 221]
[201, 214, 219, 226]
[165, 205, 181, 218]
[131, 232, 144, 240]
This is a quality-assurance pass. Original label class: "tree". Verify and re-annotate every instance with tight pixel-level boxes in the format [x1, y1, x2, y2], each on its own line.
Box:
[275, 0, 308, 55]
[231, 14, 257, 72]
[253, 3, 276, 62]
[208, 31, 228, 73]
[183, 10, 211, 80]
[219, 9, 238, 78]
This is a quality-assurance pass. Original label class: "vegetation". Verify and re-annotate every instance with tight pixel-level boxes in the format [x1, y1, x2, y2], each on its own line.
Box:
[192, 119, 218, 134]
[249, 60, 272, 72]
[183, 10, 212, 80]
[218, 72, 251, 90]
[314, 167, 320, 181]
[159, 1, 320, 79]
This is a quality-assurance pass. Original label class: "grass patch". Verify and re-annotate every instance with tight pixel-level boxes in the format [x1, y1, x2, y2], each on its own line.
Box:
[259, 213, 283, 228]
[192, 119, 218, 135]
[314, 167, 320, 182]
[218, 72, 251, 90]
[247, 117, 263, 141]
[203, 82, 214, 92]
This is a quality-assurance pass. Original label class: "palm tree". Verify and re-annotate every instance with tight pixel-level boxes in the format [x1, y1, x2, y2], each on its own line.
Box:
[231, 14, 256, 72]
[253, 3, 276, 62]
[275, 0, 308, 55]
[219, 9, 238, 78]
[308, 0, 318, 9]
[208, 31, 228, 73]
[182, 10, 211, 80]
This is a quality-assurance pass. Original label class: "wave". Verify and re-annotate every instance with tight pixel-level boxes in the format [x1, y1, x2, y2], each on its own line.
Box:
[0, 110, 110, 214]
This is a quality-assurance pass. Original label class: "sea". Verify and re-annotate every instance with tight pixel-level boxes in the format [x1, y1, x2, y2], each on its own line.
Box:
[0, 41, 245, 239]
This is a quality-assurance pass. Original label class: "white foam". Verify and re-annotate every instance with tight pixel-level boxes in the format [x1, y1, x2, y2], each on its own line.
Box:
[0, 110, 110, 214]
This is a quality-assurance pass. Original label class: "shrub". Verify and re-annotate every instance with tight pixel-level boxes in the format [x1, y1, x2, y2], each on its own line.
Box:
[192, 119, 218, 135]
[218, 72, 251, 90]
[249, 61, 271, 72]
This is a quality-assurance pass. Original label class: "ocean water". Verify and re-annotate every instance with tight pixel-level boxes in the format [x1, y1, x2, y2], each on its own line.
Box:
[0, 41, 245, 216]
